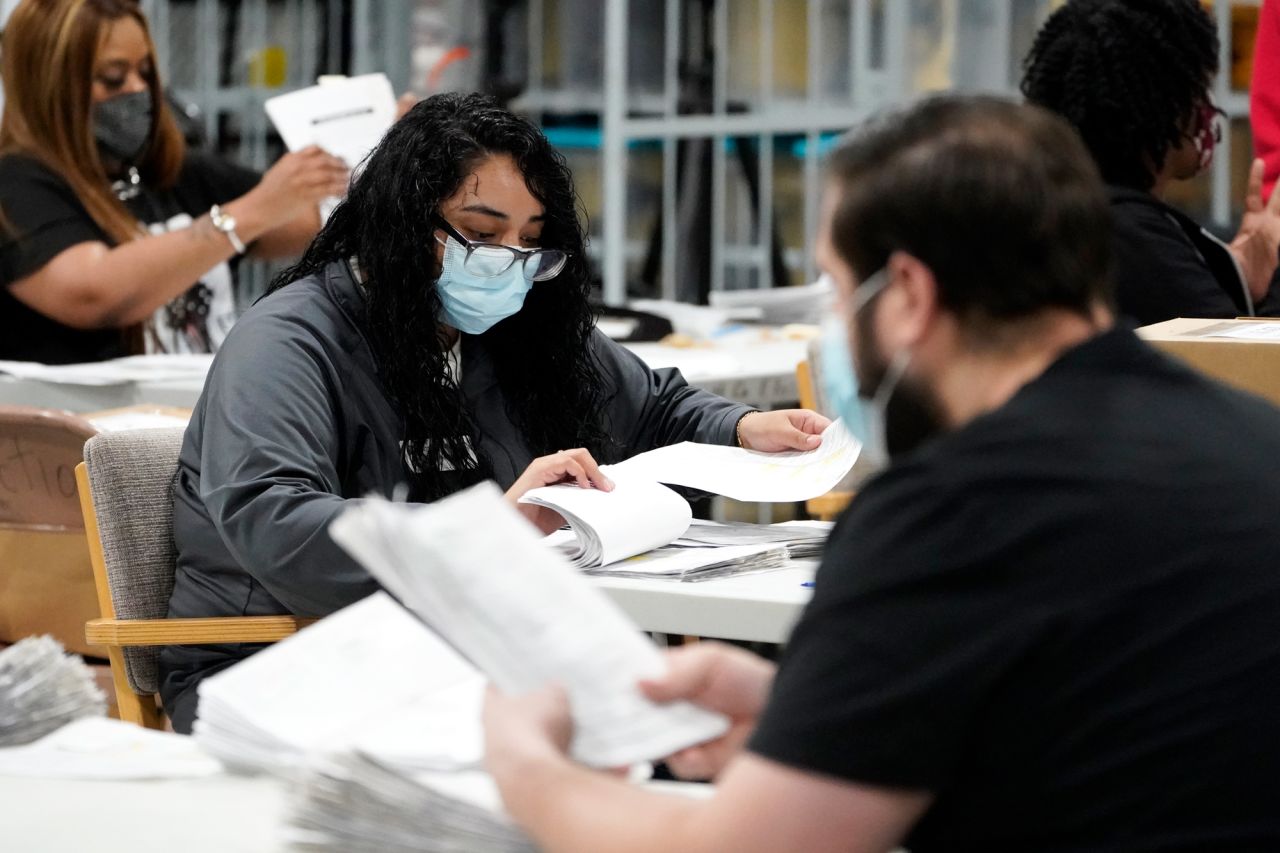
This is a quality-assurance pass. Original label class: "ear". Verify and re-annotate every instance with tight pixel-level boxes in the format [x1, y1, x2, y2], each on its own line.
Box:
[876, 250, 940, 350]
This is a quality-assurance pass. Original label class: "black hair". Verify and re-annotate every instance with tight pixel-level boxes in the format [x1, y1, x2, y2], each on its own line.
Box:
[268, 92, 615, 501]
[1020, 0, 1218, 191]
[826, 95, 1113, 331]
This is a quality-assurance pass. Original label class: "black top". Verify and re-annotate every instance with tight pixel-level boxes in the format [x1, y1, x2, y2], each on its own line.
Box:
[159, 260, 752, 732]
[0, 152, 259, 364]
[751, 329, 1280, 852]
[1109, 186, 1280, 326]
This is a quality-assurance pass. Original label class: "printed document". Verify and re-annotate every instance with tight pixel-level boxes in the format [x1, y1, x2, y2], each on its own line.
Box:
[265, 72, 397, 170]
[328, 483, 731, 768]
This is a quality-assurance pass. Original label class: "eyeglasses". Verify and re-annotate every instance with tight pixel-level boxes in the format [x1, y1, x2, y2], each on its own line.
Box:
[433, 216, 569, 282]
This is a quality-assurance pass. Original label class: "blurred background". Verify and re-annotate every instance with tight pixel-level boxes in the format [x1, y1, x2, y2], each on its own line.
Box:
[9, 0, 1257, 306]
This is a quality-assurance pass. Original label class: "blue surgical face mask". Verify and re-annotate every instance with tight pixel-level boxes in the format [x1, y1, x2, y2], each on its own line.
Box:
[818, 269, 910, 468]
[434, 235, 535, 335]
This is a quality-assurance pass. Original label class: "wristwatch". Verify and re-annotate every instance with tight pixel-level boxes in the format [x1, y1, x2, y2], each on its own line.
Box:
[208, 204, 246, 255]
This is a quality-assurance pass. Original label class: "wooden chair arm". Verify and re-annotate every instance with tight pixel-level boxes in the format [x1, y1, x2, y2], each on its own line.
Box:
[85, 615, 315, 647]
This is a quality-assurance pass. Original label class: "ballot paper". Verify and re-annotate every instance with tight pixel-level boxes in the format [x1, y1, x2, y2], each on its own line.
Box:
[266, 73, 396, 171]
[521, 474, 692, 568]
[328, 483, 731, 768]
[708, 274, 834, 325]
[607, 418, 860, 503]
[1201, 322, 1280, 341]
[0, 637, 106, 748]
[0, 353, 213, 386]
[0, 717, 220, 780]
[285, 753, 535, 853]
[520, 422, 854, 573]
[673, 519, 833, 559]
[195, 592, 487, 776]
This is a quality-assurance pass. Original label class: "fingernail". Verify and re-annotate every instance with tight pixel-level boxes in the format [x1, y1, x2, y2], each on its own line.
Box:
[604, 477, 615, 490]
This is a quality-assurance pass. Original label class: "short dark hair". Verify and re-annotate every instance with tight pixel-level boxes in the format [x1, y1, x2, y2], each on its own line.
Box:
[826, 95, 1113, 335]
[1021, 0, 1218, 191]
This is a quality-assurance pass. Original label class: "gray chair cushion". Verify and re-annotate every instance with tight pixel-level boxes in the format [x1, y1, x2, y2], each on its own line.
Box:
[82, 427, 185, 696]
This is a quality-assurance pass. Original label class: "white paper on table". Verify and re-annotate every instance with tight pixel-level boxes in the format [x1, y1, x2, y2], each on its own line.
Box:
[591, 541, 785, 578]
[0, 717, 221, 780]
[195, 592, 486, 774]
[265, 73, 396, 170]
[0, 354, 213, 386]
[88, 412, 189, 431]
[606, 419, 860, 503]
[1201, 323, 1280, 341]
[519, 475, 691, 567]
[328, 483, 730, 768]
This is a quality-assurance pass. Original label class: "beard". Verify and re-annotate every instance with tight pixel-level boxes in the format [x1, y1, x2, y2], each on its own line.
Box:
[854, 307, 948, 459]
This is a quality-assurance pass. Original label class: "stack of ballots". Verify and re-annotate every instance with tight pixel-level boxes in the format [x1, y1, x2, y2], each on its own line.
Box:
[522, 420, 856, 580]
[286, 753, 534, 853]
[0, 636, 106, 748]
[200, 480, 739, 848]
[196, 593, 531, 850]
[577, 521, 831, 582]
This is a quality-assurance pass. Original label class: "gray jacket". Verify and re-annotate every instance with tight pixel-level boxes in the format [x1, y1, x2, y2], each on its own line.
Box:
[159, 260, 750, 727]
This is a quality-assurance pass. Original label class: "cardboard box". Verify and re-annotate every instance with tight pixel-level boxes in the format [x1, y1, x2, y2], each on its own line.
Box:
[1136, 318, 1280, 408]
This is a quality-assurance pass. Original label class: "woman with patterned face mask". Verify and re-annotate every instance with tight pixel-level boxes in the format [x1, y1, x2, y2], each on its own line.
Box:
[1023, 0, 1280, 327]
[158, 92, 830, 733]
[0, 0, 349, 363]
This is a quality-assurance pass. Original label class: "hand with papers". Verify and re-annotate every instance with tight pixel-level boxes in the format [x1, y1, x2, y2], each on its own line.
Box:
[519, 419, 857, 579]
[504, 447, 616, 534]
[328, 482, 732, 769]
[734, 408, 830, 452]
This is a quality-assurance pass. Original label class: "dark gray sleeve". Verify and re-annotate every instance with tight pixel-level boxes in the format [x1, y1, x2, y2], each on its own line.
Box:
[195, 313, 377, 616]
[592, 331, 754, 454]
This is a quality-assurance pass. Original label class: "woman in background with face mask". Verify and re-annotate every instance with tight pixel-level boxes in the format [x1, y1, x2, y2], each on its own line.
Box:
[1022, 0, 1280, 327]
[0, 0, 347, 363]
[158, 91, 828, 732]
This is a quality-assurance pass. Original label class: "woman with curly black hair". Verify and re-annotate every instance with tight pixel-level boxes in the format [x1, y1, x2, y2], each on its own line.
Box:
[1022, 0, 1280, 326]
[157, 93, 827, 733]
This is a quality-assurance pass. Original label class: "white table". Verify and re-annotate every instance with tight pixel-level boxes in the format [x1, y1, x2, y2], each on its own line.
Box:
[0, 333, 807, 414]
[0, 773, 287, 852]
[596, 562, 816, 644]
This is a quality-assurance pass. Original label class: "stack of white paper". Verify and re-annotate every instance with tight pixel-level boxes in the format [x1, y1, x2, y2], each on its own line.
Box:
[0, 637, 105, 747]
[195, 593, 487, 776]
[328, 482, 731, 769]
[285, 753, 535, 853]
[0, 353, 213, 386]
[674, 520, 834, 560]
[520, 421, 855, 575]
[708, 275, 834, 325]
[583, 541, 791, 581]
[521, 474, 692, 568]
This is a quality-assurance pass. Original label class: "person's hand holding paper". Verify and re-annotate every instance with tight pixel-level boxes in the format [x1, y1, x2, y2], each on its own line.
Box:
[506, 448, 616, 534]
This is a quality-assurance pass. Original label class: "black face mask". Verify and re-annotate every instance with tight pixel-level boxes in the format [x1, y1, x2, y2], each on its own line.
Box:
[93, 90, 152, 166]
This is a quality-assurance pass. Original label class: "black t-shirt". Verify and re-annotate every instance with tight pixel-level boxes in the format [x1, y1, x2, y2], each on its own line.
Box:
[750, 329, 1280, 852]
[0, 151, 260, 364]
[1109, 186, 1280, 325]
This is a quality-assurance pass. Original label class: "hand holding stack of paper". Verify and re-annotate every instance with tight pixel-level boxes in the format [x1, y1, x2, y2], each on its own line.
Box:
[521, 419, 856, 579]
[328, 481, 732, 769]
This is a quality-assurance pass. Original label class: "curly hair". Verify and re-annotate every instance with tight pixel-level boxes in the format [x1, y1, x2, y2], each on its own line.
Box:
[1020, 0, 1218, 191]
[268, 93, 615, 501]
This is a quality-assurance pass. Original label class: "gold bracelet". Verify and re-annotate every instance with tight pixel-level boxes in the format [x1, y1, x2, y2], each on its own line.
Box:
[735, 411, 758, 448]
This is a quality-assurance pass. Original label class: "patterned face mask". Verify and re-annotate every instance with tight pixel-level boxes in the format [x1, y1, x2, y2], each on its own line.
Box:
[1192, 100, 1225, 171]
